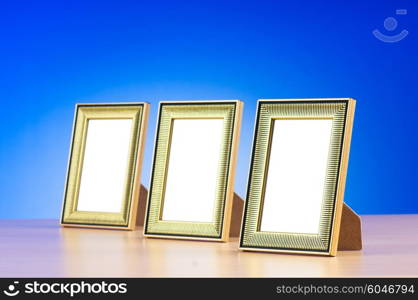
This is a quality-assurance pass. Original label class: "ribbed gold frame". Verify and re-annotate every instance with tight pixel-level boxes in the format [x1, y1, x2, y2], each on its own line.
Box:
[240, 98, 356, 256]
[61, 103, 149, 230]
[144, 101, 243, 241]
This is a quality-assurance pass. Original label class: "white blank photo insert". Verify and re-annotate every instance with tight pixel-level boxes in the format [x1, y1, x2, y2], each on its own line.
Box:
[260, 119, 333, 234]
[76, 119, 133, 213]
[162, 119, 224, 222]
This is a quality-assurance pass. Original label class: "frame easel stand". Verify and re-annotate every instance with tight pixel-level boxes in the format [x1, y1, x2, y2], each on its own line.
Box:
[229, 195, 362, 251]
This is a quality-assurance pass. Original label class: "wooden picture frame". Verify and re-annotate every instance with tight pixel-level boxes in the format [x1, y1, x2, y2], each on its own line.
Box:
[144, 100, 243, 241]
[61, 102, 149, 230]
[240, 98, 356, 256]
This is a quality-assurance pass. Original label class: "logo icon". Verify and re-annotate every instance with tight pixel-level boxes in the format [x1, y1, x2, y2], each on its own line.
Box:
[373, 9, 408, 43]
[3, 282, 20, 297]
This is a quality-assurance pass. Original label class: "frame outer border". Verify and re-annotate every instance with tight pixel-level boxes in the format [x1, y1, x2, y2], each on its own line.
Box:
[328, 98, 356, 256]
[239, 98, 356, 256]
[143, 100, 243, 242]
[60, 102, 149, 230]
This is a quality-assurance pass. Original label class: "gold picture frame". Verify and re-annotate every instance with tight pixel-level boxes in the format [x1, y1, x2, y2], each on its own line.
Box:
[240, 98, 356, 256]
[61, 102, 149, 230]
[144, 100, 243, 241]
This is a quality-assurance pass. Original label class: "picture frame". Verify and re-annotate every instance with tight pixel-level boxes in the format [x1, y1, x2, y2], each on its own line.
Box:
[61, 102, 149, 230]
[144, 100, 243, 241]
[240, 98, 356, 256]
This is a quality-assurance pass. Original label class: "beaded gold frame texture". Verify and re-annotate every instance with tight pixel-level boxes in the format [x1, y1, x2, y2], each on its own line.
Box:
[61, 103, 149, 230]
[144, 100, 243, 241]
[240, 98, 356, 256]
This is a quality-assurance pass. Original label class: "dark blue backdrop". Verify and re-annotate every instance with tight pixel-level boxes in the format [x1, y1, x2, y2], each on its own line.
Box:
[0, 0, 417, 218]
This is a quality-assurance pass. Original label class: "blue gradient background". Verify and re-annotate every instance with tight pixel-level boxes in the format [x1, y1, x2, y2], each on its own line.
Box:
[0, 0, 417, 218]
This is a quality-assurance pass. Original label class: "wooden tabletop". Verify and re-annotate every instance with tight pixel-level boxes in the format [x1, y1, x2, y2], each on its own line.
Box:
[0, 215, 417, 277]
